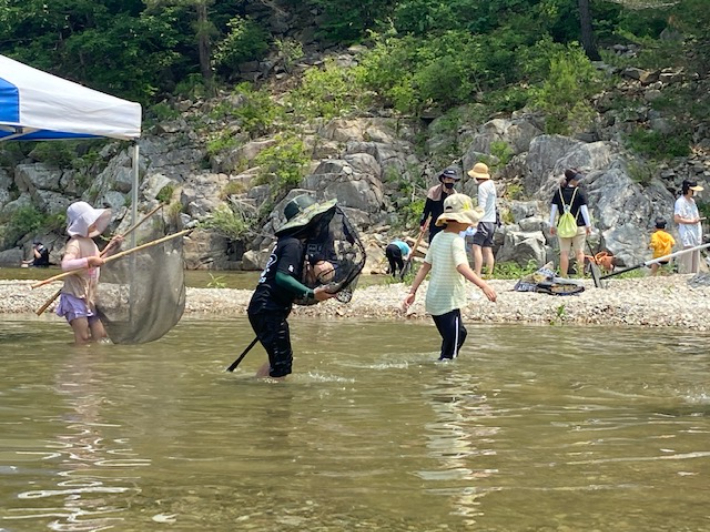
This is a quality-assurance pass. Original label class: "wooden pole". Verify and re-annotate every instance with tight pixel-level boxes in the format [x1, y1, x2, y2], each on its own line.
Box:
[34, 204, 165, 316]
[31, 229, 190, 290]
[400, 216, 430, 280]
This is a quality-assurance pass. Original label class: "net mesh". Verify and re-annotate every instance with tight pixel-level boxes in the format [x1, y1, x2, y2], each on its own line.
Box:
[296, 204, 366, 305]
[96, 220, 186, 344]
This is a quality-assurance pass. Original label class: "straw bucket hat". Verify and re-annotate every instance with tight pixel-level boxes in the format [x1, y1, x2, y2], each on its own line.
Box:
[435, 194, 484, 227]
[467, 162, 490, 180]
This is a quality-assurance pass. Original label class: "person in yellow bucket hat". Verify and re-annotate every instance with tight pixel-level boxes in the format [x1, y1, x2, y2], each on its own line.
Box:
[403, 194, 497, 361]
[467, 162, 498, 277]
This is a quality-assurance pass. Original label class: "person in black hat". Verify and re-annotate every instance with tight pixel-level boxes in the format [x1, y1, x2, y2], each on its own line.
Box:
[420, 167, 460, 243]
[247, 194, 336, 380]
[21, 239, 50, 267]
[673, 180, 704, 273]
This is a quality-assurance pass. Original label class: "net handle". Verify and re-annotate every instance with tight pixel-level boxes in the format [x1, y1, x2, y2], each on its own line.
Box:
[31, 229, 191, 289]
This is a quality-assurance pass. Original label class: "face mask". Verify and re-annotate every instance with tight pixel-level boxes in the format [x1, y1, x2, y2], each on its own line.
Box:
[443, 182, 455, 190]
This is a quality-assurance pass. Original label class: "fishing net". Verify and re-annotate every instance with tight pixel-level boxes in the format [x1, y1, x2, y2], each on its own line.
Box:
[296, 203, 366, 305]
[95, 218, 186, 344]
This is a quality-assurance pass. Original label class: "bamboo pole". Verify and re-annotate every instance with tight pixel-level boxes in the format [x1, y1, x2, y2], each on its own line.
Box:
[35, 204, 165, 315]
[31, 229, 190, 290]
[399, 216, 430, 280]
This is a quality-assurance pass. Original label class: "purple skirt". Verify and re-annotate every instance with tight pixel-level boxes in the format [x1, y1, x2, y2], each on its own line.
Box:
[56, 293, 99, 324]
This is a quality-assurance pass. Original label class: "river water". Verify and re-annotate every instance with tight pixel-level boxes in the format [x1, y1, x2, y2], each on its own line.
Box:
[1, 317, 709, 531]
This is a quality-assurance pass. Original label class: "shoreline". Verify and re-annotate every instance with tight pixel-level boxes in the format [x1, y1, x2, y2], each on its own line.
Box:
[3, 275, 710, 329]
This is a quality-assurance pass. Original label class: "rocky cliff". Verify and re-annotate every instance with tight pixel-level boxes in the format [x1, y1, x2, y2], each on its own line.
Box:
[1, 45, 709, 274]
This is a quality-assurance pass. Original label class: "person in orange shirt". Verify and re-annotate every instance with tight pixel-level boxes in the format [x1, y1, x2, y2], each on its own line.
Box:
[649, 217, 676, 275]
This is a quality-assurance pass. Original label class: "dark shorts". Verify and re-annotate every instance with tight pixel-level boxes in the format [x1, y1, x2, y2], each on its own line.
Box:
[385, 244, 405, 275]
[471, 222, 496, 248]
[247, 308, 292, 378]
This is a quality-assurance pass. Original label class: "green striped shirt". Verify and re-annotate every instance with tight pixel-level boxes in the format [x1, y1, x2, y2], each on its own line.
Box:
[424, 231, 469, 316]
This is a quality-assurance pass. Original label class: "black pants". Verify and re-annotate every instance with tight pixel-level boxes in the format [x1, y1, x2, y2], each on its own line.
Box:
[385, 244, 404, 277]
[247, 308, 292, 378]
[432, 309, 467, 360]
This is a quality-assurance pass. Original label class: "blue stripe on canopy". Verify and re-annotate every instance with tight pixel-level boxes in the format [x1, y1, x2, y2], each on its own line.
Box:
[0, 130, 100, 141]
[0, 76, 20, 123]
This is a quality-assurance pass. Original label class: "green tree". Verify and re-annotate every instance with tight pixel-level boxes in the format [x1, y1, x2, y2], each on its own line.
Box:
[143, 0, 218, 84]
[305, 0, 395, 41]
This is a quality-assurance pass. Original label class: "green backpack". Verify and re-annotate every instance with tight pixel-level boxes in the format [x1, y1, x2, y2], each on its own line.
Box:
[557, 187, 579, 238]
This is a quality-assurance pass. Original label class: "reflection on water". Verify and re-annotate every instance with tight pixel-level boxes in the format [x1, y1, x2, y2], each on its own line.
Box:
[4, 347, 149, 531]
[420, 369, 498, 526]
[0, 317, 709, 531]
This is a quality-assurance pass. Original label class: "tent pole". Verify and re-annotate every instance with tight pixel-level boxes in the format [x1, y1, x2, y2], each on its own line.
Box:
[131, 142, 140, 248]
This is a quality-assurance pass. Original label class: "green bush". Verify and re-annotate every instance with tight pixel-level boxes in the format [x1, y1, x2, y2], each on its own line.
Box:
[28, 142, 77, 167]
[626, 128, 691, 159]
[253, 134, 309, 190]
[220, 181, 246, 199]
[0, 205, 45, 247]
[275, 38, 304, 73]
[173, 74, 208, 101]
[530, 44, 599, 135]
[627, 159, 658, 185]
[156, 184, 175, 204]
[289, 59, 365, 120]
[213, 16, 269, 74]
[206, 131, 242, 158]
[202, 204, 247, 240]
[148, 101, 181, 123]
[210, 84, 282, 138]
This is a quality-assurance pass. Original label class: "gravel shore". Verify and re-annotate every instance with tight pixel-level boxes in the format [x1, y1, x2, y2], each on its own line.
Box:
[3, 275, 710, 330]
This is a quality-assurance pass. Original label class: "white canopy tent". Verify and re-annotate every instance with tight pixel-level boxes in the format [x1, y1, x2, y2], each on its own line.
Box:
[0, 54, 143, 233]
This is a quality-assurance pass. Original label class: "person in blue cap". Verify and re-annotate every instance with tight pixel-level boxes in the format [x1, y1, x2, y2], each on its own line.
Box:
[420, 167, 460, 243]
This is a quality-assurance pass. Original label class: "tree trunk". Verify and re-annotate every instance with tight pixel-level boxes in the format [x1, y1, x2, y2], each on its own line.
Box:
[578, 0, 601, 61]
[196, 1, 213, 82]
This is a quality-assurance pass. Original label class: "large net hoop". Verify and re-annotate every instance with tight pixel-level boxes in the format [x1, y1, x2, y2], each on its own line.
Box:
[296, 204, 366, 305]
[96, 217, 186, 344]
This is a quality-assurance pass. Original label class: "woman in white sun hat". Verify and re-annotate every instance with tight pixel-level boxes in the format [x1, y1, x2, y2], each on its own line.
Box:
[56, 201, 124, 344]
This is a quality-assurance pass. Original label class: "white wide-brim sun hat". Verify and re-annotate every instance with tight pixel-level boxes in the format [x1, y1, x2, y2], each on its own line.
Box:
[66, 201, 111, 238]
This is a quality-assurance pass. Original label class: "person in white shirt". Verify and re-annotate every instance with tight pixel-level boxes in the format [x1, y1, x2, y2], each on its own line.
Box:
[467, 162, 497, 276]
[673, 179, 704, 274]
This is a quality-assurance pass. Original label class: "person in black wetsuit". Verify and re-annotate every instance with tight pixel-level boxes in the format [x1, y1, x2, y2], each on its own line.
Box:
[247, 194, 336, 379]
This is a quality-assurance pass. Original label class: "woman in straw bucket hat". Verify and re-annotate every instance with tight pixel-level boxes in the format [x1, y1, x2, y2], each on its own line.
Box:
[467, 162, 498, 277]
[247, 193, 336, 379]
[420, 167, 460, 243]
[404, 194, 497, 361]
